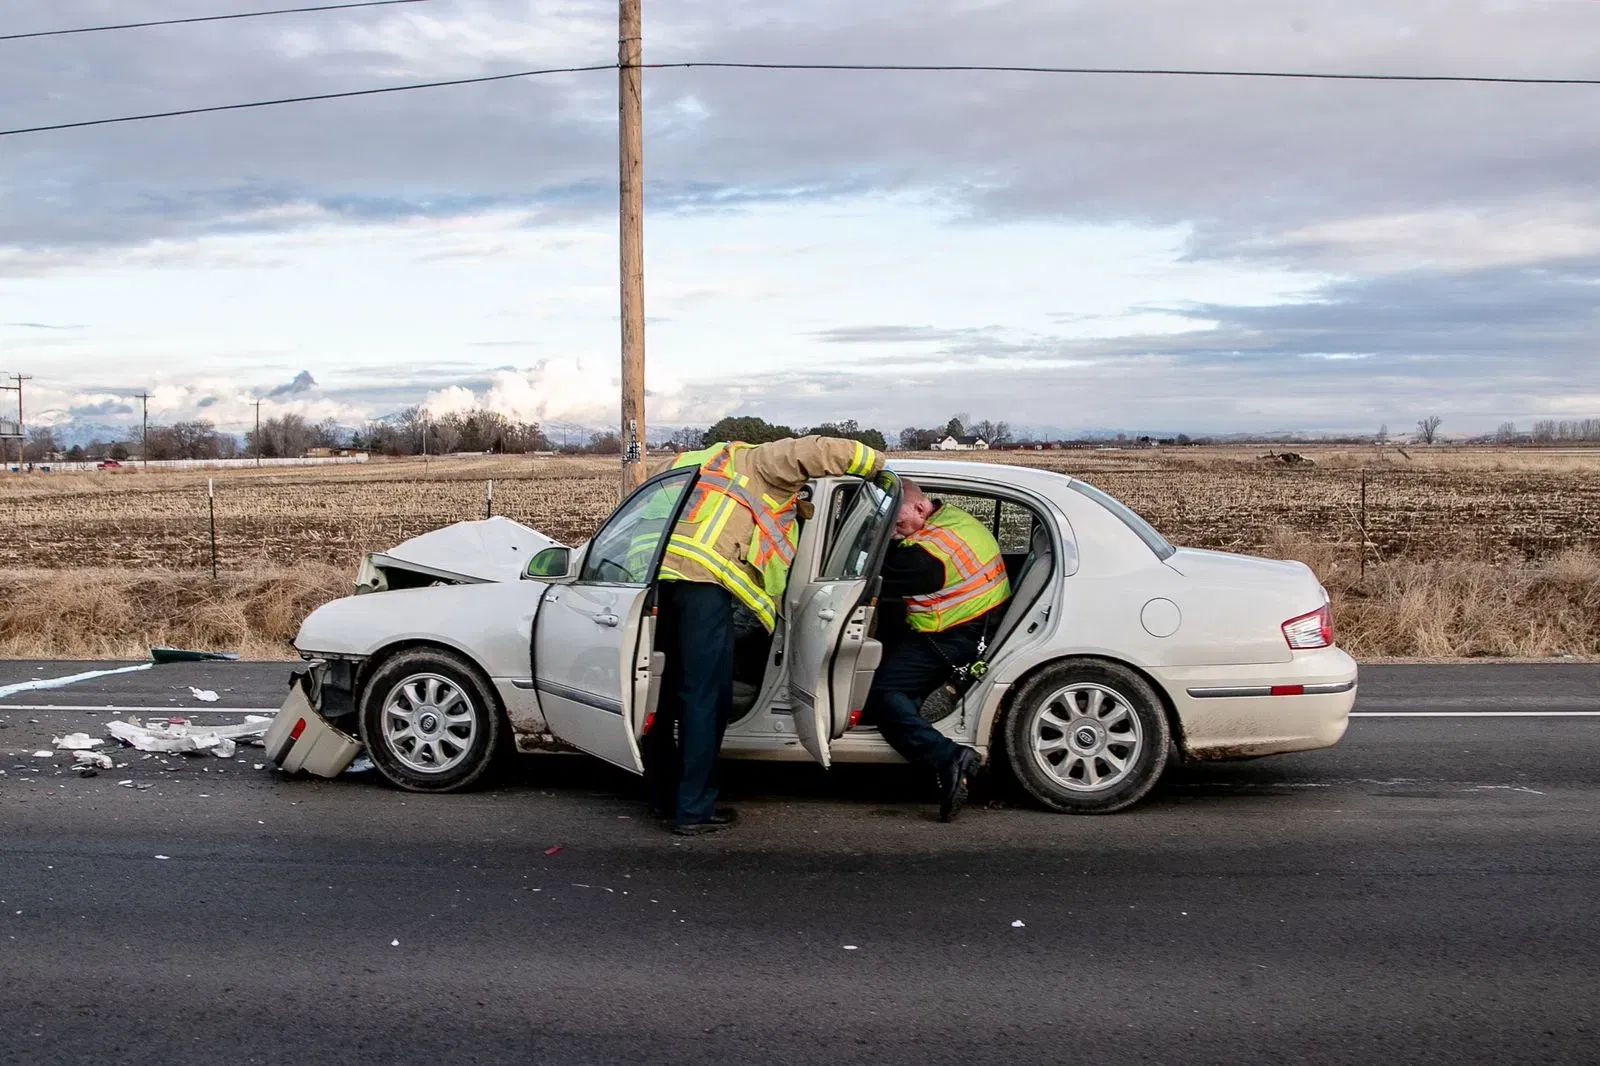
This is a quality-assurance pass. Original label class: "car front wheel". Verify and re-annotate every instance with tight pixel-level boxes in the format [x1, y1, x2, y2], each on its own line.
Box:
[358, 647, 503, 793]
[1002, 659, 1171, 814]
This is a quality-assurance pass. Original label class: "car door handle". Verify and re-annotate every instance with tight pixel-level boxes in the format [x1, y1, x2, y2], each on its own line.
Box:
[593, 613, 620, 627]
[818, 608, 836, 621]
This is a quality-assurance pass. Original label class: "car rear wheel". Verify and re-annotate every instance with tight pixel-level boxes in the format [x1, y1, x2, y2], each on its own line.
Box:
[358, 647, 503, 793]
[1003, 658, 1171, 814]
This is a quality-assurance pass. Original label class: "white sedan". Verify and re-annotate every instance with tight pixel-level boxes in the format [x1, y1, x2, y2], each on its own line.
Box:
[271, 459, 1356, 814]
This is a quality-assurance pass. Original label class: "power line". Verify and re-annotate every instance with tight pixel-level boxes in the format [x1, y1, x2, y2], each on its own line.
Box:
[0, 63, 616, 137]
[645, 61, 1600, 87]
[3, 58, 1599, 140]
[0, 0, 433, 43]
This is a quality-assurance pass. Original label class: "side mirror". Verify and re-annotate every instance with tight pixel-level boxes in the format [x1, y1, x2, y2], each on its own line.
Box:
[524, 546, 571, 580]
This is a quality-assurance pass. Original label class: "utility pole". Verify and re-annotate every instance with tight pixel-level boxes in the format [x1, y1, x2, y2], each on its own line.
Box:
[252, 399, 263, 466]
[9, 374, 30, 468]
[618, 0, 646, 494]
[135, 392, 151, 470]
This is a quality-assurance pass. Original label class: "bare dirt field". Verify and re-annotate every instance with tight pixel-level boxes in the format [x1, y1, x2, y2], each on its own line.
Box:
[2, 445, 1596, 659]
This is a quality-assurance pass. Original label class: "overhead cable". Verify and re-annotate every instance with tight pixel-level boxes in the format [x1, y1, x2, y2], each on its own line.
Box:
[3, 59, 1598, 139]
[0, 0, 432, 43]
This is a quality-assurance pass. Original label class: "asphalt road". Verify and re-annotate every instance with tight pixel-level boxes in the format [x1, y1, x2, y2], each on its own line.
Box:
[2, 661, 1598, 1065]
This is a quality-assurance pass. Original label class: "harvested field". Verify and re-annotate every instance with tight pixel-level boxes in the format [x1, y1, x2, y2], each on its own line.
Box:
[3, 447, 1597, 660]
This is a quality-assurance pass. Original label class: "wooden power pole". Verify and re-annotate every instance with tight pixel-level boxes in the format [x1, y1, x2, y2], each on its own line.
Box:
[252, 399, 263, 466]
[136, 392, 151, 469]
[618, 0, 646, 494]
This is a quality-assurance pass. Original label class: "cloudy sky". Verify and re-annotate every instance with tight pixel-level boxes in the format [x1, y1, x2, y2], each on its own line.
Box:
[3, 0, 1598, 439]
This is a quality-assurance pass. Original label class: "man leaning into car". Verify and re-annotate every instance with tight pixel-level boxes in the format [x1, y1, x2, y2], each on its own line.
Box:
[865, 479, 1011, 822]
[646, 435, 885, 835]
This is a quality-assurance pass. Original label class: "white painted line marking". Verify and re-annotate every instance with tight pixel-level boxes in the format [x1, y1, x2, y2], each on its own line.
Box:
[1353, 711, 1600, 717]
[0, 663, 153, 699]
[0, 704, 280, 714]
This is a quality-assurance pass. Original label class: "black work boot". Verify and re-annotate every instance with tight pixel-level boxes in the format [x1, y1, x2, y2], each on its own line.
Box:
[939, 748, 981, 823]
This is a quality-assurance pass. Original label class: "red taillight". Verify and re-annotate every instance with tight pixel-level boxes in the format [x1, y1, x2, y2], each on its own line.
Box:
[1282, 604, 1334, 650]
[641, 712, 656, 736]
[1270, 684, 1305, 697]
[847, 709, 863, 729]
[288, 718, 307, 741]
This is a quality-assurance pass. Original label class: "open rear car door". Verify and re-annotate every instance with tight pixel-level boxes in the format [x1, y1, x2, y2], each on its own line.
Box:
[784, 472, 902, 766]
[532, 468, 695, 772]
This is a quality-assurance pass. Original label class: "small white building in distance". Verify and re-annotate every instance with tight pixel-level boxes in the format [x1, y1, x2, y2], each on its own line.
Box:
[931, 435, 989, 451]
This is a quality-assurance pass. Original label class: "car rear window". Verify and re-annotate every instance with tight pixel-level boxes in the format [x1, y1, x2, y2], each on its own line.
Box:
[1067, 480, 1177, 560]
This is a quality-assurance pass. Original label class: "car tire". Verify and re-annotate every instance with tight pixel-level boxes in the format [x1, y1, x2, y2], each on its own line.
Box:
[357, 647, 503, 793]
[1002, 658, 1171, 814]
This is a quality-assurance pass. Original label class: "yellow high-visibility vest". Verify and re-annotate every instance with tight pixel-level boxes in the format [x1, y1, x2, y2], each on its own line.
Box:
[902, 505, 1011, 633]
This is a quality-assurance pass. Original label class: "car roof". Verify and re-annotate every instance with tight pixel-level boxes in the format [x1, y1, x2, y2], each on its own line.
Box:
[885, 457, 1076, 496]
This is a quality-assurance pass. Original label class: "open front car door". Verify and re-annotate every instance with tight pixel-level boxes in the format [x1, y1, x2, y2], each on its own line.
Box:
[532, 467, 695, 772]
[784, 472, 902, 766]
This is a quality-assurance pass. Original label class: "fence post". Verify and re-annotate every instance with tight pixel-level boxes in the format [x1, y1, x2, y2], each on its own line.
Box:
[1358, 471, 1368, 581]
[486, 479, 494, 519]
[208, 477, 218, 580]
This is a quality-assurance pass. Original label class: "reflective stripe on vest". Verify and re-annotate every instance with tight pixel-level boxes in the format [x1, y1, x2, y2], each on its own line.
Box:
[902, 506, 1011, 633]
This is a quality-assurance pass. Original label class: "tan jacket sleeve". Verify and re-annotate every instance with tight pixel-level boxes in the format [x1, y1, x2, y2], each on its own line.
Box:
[745, 435, 885, 495]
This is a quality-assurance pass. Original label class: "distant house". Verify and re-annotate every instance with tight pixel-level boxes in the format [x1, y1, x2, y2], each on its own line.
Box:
[931, 435, 989, 452]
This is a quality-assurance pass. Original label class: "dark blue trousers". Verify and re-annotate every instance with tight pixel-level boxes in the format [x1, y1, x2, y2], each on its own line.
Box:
[863, 625, 979, 772]
[644, 581, 735, 826]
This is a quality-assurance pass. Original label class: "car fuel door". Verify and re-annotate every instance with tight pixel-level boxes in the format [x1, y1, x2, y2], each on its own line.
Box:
[532, 468, 695, 772]
[783, 473, 901, 766]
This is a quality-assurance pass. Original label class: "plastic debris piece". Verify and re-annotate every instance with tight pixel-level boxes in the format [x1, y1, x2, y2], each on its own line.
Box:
[31, 751, 53, 758]
[544, 845, 564, 856]
[73, 751, 114, 770]
[155, 855, 170, 860]
[53, 733, 103, 750]
[390, 939, 399, 947]
[1011, 920, 1026, 928]
[345, 755, 374, 774]
[188, 688, 220, 702]
[106, 716, 270, 756]
[116, 780, 134, 788]
[253, 763, 265, 771]
[842, 945, 859, 951]
[150, 647, 239, 664]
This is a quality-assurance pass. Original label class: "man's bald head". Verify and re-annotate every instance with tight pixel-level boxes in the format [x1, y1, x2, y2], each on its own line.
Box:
[894, 478, 935, 537]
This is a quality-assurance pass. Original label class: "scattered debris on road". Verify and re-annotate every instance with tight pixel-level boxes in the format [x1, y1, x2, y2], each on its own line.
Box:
[188, 687, 221, 703]
[544, 845, 564, 856]
[52, 733, 103, 751]
[1011, 920, 1026, 928]
[150, 647, 239, 664]
[73, 751, 114, 770]
[31, 750, 53, 758]
[106, 716, 271, 756]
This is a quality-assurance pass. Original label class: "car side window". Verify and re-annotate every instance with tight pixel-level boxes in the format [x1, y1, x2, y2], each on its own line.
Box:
[580, 469, 694, 584]
[995, 501, 1036, 554]
[820, 480, 895, 580]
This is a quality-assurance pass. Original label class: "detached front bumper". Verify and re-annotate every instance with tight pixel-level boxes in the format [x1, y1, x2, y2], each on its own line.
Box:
[262, 668, 363, 778]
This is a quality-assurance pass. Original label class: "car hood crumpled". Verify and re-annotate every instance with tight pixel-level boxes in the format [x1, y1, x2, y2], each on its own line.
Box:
[366, 516, 562, 585]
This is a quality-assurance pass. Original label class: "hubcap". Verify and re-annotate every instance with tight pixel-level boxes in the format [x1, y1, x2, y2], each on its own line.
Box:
[380, 673, 477, 774]
[1030, 683, 1143, 793]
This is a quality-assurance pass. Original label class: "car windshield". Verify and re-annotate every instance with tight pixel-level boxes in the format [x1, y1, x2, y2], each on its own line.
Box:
[1067, 480, 1176, 560]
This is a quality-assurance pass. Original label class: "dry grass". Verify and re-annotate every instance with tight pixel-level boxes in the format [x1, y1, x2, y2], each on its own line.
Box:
[5, 447, 1598, 660]
[0, 565, 349, 659]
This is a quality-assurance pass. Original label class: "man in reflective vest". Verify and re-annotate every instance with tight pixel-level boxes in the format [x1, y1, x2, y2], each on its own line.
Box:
[646, 435, 884, 835]
[864, 479, 1011, 821]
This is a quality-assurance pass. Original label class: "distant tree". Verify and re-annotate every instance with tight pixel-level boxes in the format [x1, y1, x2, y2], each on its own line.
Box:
[22, 427, 58, 461]
[942, 416, 966, 440]
[809, 420, 887, 451]
[969, 419, 1012, 445]
[108, 443, 130, 461]
[67, 444, 86, 462]
[669, 426, 706, 451]
[899, 427, 940, 451]
[701, 416, 796, 445]
[309, 418, 346, 450]
[1174, 433, 1193, 446]
[1416, 415, 1443, 445]
[1495, 421, 1519, 444]
[1374, 423, 1389, 445]
[586, 431, 622, 455]
[249, 413, 314, 458]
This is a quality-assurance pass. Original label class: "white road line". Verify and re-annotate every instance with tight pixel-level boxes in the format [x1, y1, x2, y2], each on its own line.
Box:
[0, 663, 153, 699]
[1353, 711, 1600, 717]
[0, 704, 280, 714]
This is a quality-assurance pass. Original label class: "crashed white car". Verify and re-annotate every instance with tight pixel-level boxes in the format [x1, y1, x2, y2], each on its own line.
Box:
[275, 460, 1356, 813]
